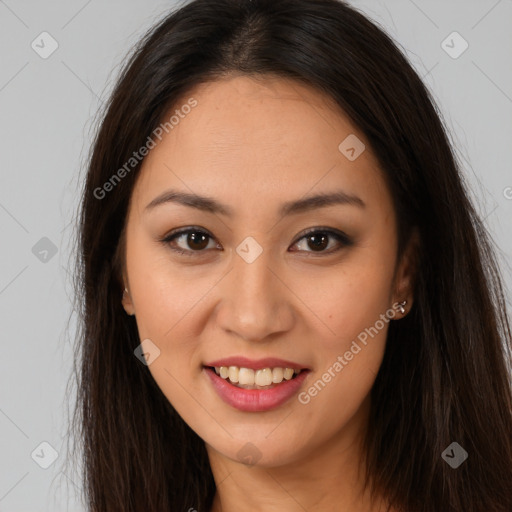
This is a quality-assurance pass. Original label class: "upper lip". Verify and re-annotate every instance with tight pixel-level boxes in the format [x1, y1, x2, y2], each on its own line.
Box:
[204, 356, 310, 371]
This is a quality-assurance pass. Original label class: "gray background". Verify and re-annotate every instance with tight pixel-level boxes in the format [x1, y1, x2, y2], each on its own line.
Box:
[0, 0, 511, 510]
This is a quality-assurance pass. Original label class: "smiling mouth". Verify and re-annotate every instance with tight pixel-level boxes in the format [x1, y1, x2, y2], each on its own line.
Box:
[205, 365, 307, 390]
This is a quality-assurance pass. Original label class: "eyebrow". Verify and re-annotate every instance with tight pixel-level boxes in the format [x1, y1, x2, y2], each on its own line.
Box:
[144, 188, 365, 217]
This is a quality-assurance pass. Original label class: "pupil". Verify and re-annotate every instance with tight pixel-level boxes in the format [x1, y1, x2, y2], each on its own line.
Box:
[308, 233, 328, 251]
[188, 232, 209, 250]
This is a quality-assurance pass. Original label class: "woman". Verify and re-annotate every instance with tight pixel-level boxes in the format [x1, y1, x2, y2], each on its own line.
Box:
[68, 0, 512, 510]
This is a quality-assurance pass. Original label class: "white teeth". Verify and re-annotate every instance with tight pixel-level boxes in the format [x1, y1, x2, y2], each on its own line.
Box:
[228, 366, 239, 383]
[272, 367, 283, 383]
[255, 368, 273, 386]
[238, 368, 254, 385]
[212, 365, 303, 387]
[283, 368, 294, 380]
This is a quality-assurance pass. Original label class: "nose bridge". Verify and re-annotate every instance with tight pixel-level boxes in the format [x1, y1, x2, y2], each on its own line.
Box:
[234, 246, 273, 303]
[217, 242, 292, 341]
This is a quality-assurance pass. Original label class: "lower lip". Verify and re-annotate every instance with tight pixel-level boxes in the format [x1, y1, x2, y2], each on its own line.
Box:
[204, 367, 310, 412]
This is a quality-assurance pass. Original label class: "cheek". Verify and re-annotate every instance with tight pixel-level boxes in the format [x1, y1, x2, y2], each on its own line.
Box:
[124, 232, 236, 424]
[303, 251, 396, 350]
[126, 230, 215, 342]
[296, 280, 393, 446]
[294, 243, 396, 414]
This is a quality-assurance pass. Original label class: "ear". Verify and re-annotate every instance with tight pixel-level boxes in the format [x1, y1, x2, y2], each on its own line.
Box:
[391, 228, 419, 317]
[121, 281, 136, 316]
[115, 228, 135, 316]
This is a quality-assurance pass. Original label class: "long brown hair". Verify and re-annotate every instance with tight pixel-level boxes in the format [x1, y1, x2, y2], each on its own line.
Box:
[66, 0, 512, 510]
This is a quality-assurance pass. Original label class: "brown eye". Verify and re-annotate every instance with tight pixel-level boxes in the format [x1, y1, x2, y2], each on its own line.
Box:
[162, 228, 219, 256]
[290, 228, 353, 254]
[304, 232, 329, 251]
[184, 231, 210, 250]
[161, 226, 352, 257]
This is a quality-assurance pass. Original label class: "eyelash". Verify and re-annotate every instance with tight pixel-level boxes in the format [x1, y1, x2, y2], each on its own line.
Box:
[160, 226, 353, 257]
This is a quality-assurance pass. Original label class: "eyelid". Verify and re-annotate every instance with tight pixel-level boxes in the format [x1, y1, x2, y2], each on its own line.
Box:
[160, 225, 353, 256]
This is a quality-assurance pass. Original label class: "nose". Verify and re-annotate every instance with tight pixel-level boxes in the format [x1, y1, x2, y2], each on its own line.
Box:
[215, 245, 295, 342]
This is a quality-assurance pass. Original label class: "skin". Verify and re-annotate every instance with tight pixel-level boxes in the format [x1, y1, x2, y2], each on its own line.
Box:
[121, 74, 416, 512]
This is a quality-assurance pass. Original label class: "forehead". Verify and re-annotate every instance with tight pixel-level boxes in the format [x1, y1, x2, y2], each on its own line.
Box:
[131, 74, 392, 220]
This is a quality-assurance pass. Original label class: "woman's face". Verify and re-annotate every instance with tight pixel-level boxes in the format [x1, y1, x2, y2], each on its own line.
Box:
[122, 75, 414, 468]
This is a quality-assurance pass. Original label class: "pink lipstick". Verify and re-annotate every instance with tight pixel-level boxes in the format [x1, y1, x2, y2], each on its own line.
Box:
[203, 356, 310, 412]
